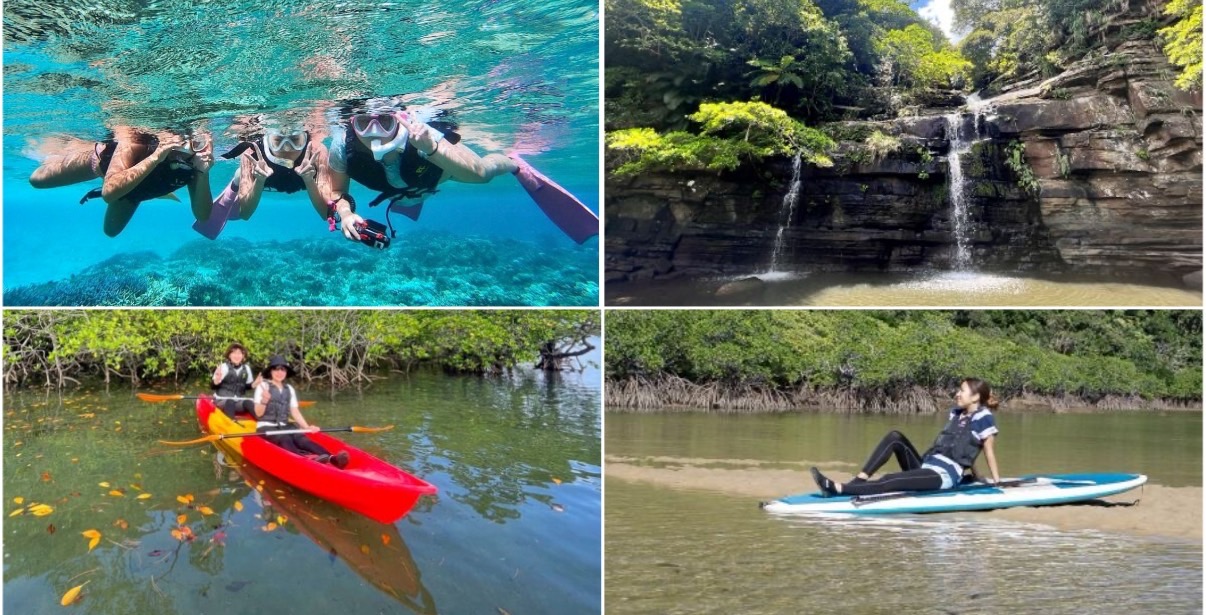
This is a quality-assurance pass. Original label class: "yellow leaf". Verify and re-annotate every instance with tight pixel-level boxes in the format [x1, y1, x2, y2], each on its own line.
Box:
[108, 490, 123, 497]
[98, 482, 110, 488]
[184, 494, 194, 503]
[13, 497, 24, 504]
[381, 534, 391, 546]
[113, 519, 128, 530]
[81, 530, 100, 539]
[198, 506, 214, 516]
[233, 501, 244, 512]
[170, 529, 183, 541]
[176, 495, 189, 505]
[176, 514, 187, 525]
[88, 536, 100, 552]
[264, 522, 278, 532]
[359, 544, 370, 555]
[276, 515, 286, 525]
[9, 508, 24, 517]
[60, 581, 89, 606]
[31, 505, 54, 517]
[136, 494, 152, 500]
[129, 484, 142, 491]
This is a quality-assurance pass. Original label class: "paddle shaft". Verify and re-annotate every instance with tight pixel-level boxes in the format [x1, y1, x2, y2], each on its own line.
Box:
[219, 426, 359, 440]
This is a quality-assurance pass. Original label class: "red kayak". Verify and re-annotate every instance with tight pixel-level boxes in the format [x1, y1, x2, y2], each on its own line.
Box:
[196, 396, 437, 523]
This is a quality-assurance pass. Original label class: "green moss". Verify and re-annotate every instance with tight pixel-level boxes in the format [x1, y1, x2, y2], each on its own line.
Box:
[1003, 140, 1040, 195]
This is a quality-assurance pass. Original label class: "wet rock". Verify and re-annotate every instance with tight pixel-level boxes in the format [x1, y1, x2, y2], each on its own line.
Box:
[715, 277, 765, 298]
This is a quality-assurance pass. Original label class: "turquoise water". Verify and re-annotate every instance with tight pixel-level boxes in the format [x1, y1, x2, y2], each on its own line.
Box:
[3, 0, 599, 306]
[4, 356, 601, 614]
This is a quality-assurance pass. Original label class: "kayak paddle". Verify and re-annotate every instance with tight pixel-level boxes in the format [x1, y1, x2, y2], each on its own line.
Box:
[159, 424, 395, 446]
[137, 393, 315, 408]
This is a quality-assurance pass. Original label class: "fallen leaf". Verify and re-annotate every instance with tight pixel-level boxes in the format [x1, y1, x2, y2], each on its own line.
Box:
[31, 504, 54, 516]
[233, 501, 243, 512]
[98, 482, 110, 488]
[381, 534, 391, 546]
[14, 497, 24, 504]
[113, 519, 129, 530]
[176, 495, 189, 505]
[276, 515, 286, 525]
[9, 508, 24, 517]
[47, 524, 56, 534]
[41, 471, 52, 482]
[198, 506, 214, 516]
[180, 526, 194, 539]
[170, 529, 183, 541]
[136, 494, 152, 500]
[359, 544, 370, 555]
[262, 522, 278, 532]
[108, 490, 123, 497]
[60, 581, 89, 606]
[552, 478, 562, 485]
[177, 514, 187, 525]
[129, 484, 142, 491]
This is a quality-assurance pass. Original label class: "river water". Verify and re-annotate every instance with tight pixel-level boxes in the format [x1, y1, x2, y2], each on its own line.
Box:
[605, 411, 1202, 614]
[4, 366, 601, 615]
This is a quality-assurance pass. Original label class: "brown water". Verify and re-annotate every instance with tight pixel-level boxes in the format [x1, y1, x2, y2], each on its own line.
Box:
[606, 271, 1203, 307]
[605, 411, 1202, 614]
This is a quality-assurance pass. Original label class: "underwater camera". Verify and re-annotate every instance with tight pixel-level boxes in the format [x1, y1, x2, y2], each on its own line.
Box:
[355, 219, 391, 249]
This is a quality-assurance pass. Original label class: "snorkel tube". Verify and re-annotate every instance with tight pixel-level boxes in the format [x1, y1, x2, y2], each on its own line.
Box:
[353, 112, 409, 160]
[261, 131, 309, 169]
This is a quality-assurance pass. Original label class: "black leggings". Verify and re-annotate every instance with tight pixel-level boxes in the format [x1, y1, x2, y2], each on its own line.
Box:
[844, 430, 943, 496]
[218, 398, 255, 419]
[257, 426, 330, 457]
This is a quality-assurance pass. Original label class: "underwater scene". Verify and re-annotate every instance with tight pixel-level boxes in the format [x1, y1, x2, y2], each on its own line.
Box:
[3, 0, 599, 306]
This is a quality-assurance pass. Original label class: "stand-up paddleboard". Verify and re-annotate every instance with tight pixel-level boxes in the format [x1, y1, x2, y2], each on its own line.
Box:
[510, 155, 599, 244]
[761, 473, 1146, 515]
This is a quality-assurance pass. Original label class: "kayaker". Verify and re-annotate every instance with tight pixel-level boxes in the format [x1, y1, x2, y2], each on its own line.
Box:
[211, 343, 261, 418]
[253, 355, 350, 469]
[810, 378, 1001, 497]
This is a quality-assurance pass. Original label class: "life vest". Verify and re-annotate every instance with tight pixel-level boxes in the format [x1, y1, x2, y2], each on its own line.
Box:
[342, 121, 460, 220]
[212, 360, 253, 398]
[924, 408, 986, 467]
[94, 140, 117, 175]
[258, 383, 293, 427]
[219, 139, 309, 194]
[80, 137, 195, 205]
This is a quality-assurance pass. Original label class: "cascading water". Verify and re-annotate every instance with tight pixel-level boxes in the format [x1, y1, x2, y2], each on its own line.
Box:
[765, 154, 802, 275]
[944, 113, 975, 270]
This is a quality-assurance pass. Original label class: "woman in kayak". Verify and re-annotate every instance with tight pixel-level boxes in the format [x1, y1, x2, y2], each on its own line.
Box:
[811, 378, 1001, 497]
[211, 343, 261, 418]
[253, 355, 350, 469]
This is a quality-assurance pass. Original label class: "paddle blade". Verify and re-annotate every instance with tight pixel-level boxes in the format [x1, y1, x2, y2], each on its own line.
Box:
[137, 393, 185, 403]
[350, 425, 394, 433]
[299, 401, 316, 408]
[158, 435, 221, 446]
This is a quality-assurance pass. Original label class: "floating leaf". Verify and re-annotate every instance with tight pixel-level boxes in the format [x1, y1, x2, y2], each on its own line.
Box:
[381, 534, 391, 546]
[108, 490, 123, 497]
[180, 526, 194, 539]
[136, 494, 152, 500]
[264, 522, 278, 532]
[113, 519, 129, 530]
[9, 508, 24, 517]
[83, 530, 101, 551]
[552, 478, 562, 485]
[276, 515, 286, 525]
[129, 484, 142, 491]
[176, 496, 189, 505]
[198, 506, 214, 516]
[98, 482, 110, 488]
[48, 524, 57, 534]
[14, 497, 24, 504]
[233, 501, 243, 512]
[359, 545, 370, 555]
[170, 529, 183, 541]
[30, 504, 54, 516]
[41, 471, 52, 482]
[177, 514, 187, 525]
[60, 581, 89, 606]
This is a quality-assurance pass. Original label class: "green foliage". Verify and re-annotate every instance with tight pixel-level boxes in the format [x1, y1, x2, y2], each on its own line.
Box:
[1003, 140, 1040, 195]
[3, 310, 600, 388]
[1159, 0, 1203, 91]
[864, 130, 901, 160]
[875, 24, 972, 90]
[605, 310, 1202, 402]
[607, 101, 836, 175]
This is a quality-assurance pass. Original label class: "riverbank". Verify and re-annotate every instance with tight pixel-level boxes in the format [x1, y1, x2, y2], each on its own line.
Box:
[605, 379, 1203, 413]
[606, 455, 1201, 540]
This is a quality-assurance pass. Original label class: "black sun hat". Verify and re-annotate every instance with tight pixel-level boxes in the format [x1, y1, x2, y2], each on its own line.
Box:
[261, 355, 296, 378]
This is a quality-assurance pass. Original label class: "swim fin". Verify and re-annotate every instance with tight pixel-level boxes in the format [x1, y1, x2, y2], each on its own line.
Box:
[388, 201, 424, 222]
[510, 155, 598, 244]
[192, 182, 242, 239]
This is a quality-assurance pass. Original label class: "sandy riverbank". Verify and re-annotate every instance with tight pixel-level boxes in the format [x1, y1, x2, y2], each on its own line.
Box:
[606, 455, 1201, 541]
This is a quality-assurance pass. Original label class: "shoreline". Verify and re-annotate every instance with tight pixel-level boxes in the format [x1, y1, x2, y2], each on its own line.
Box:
[606, 455, 1202, 541]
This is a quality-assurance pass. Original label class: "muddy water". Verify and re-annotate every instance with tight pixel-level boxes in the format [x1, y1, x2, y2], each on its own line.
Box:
[605, 411, 1202, 614]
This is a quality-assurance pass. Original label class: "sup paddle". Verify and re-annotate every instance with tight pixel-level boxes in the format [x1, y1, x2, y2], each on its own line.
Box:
[159, 424, 394, 447]
[136, 393, 316, 408]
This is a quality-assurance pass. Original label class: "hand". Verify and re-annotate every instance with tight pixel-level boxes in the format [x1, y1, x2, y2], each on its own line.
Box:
[259, 384, 274, 403]
[295, 147, 318, 184]
[249, 143, 273, 180]
[307, 424, 320, 433]
[340, 212, 365, 241]
[192, 144, 213, 174]
[399, 112, 440, 156]
[156, 134, 187, 160]
[252, 375, 263, 389]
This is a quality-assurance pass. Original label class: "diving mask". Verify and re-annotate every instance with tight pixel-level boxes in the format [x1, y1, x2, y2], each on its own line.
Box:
[179, 134, 210, 154]
[351, 112, 409, 161]
[262, 129, 309, 168]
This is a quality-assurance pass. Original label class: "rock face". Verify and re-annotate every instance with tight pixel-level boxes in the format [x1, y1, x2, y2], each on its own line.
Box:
[605, 0, 1202, 286]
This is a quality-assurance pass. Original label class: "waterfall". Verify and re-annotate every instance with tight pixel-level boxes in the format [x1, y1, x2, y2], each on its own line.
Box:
[944, 113, 975, 270]
[766, 154, 802, 274]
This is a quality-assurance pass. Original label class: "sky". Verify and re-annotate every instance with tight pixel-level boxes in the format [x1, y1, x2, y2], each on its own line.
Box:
[914, 0, 965, 43]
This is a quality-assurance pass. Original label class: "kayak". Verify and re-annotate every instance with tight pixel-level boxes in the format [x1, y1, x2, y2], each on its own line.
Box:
[761, 473, 1146, 515]
[196, 396, 437, 523]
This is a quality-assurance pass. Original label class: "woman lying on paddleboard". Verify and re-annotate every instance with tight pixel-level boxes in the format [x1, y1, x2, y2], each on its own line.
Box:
[811, 378, 1001, 497]
[254, 355, 350, 469]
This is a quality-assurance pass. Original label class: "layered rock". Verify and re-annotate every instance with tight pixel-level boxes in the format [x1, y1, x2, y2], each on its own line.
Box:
[605, 0, 1201, 287]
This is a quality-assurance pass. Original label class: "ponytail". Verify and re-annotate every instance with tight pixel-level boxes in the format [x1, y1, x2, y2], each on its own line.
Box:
[963, 378, 998, 410]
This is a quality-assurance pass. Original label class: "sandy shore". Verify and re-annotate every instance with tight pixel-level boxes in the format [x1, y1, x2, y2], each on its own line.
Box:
[606, 455, 1202, 541]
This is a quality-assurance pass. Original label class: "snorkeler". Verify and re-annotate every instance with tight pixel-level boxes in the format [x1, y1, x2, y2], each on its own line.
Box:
[80, 126, 215, 237]
[28, 137, 116, 189]
[194, 121, 331, 239]
[323, 104, 598, 245]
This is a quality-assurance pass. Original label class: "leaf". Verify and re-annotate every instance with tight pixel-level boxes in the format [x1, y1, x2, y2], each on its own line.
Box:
[136, 494, 152, 500]
[48, 524, 57, 534]
[88, 536, 100, 551]
[9, 508, 24, 517]
[359, 544, 370, 555]
[41, 471, 52, 482]
[14, 497, 24, 504]
[98, 482, 110, 488]
[276, 515, 286, 525]
[60, 581, 89, 606]
[263, 522, 278, 532]
[108, 490, 123, 497]
[381, 534, 390, 546]
[31, 504, 54, 516]
[113, 519, 129, 530]
[233, 501, 243, 512]
[198, 506, 214, 516]
[176, 496, 189, 505]
[81, 529, 100, 539]
[552, 478, 562, 485]
[176, 514, 188, 525]
[170, 529, 184, 541]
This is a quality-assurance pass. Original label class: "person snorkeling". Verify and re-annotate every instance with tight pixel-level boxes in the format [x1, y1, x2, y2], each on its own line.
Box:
[253, 355, 350, 469]
[80, 126, 215, 237]
[810, 378, 1001, 497]
[323, 101, 597, 245]
[28, 136, 117, 189]
[195, 119, 331, 239]
[211, 342, 261, 418]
